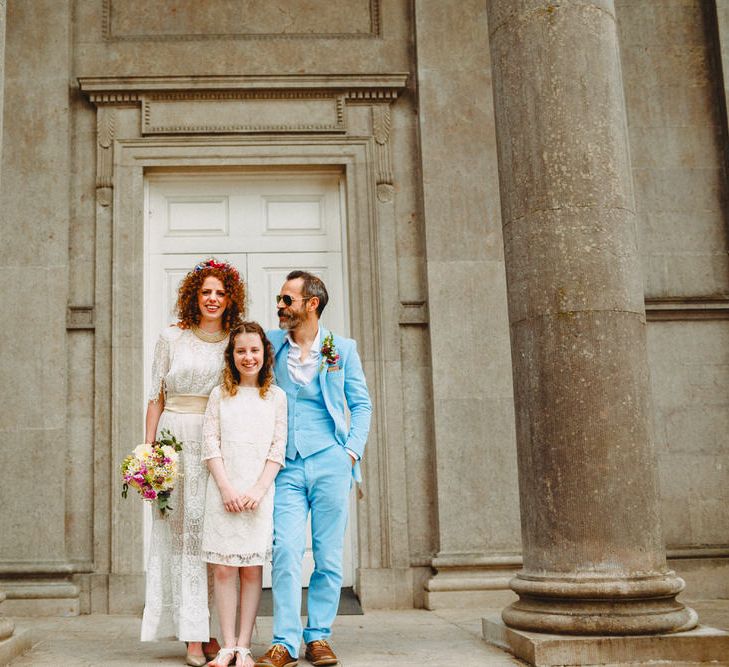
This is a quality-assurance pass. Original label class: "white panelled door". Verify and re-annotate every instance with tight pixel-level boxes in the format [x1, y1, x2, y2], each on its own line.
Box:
[144, 170, 353, 588]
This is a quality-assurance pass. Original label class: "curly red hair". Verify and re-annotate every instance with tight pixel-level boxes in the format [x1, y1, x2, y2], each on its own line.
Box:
[176, 260, 246, 330]
[222, 322, 275, 399]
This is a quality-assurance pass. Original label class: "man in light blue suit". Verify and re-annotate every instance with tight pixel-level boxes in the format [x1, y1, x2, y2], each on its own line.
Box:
[255, 271, 372, 667]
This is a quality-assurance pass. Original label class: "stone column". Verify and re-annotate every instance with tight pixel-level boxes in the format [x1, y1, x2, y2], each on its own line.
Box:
[485, 0, 696, 634]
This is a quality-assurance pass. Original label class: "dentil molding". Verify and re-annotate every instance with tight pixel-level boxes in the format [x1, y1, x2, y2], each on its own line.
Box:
[78, 74, 407, 112]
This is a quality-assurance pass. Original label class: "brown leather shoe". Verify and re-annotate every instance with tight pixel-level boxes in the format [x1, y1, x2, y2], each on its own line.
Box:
[305, 640, 338, 666]
[254, 644, 298, 667]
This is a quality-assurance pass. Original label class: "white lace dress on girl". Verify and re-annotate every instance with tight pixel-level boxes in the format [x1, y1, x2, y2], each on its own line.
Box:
[201, 384, 287, 565]
[140, 326, 226, 642]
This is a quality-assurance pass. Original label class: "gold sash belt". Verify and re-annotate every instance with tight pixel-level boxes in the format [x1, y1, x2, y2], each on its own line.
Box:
[165, 394, 209, 414]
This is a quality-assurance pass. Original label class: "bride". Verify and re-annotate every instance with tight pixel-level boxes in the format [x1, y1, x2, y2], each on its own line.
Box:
[140, 258, 246, 666]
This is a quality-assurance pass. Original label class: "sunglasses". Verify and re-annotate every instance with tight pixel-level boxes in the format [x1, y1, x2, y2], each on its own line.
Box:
[276, 294, 312, 307]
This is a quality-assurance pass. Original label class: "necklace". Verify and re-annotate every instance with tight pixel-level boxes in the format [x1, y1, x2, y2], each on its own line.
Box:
[191, 325, 228, 343]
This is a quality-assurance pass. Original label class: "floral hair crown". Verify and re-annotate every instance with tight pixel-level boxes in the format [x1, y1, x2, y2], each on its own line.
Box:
[193, 258, 240, 281]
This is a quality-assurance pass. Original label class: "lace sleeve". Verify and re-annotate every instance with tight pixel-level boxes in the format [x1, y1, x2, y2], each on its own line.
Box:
[202, 386, 222, 461]
[148, 331, 171, 402]
[266, 388, 287, 467]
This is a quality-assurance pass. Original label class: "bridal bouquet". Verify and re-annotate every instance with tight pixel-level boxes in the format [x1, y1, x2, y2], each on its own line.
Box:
[121, 429, 183, 515]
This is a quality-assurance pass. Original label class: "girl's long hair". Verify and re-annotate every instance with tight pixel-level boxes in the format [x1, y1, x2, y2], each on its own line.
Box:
[222, 321, 275, 399]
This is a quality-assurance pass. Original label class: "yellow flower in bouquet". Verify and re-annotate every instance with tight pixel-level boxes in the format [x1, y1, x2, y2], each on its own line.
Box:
[121, 429, 183, 514]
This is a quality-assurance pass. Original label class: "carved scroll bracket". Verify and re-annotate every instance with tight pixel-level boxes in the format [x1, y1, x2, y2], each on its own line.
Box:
[372, 103, 394, 203]
[96, 107, 115, 207]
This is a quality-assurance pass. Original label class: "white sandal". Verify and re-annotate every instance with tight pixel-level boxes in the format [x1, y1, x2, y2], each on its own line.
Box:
[234, 647, 252, 665]
[207, 647, 237, 667]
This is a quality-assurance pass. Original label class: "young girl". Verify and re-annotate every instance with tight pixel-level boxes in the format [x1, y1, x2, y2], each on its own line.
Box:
[201, 321, 287, 667]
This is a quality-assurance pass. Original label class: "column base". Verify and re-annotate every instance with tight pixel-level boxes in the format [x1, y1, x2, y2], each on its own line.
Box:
[503, 571, 698, 635]
[0, 626, 36, 666]
[483, 615, 729, 666]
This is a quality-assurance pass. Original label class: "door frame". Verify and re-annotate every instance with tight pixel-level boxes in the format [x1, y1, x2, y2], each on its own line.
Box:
[105, 137, 407, 611]
[81, 73, 412, 613]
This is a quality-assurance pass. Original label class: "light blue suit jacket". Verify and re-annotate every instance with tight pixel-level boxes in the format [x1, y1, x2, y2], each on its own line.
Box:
[268, 325, 372, 481]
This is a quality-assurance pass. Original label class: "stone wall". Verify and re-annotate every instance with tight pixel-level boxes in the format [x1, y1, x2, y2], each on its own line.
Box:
[617, 0, 729, 595]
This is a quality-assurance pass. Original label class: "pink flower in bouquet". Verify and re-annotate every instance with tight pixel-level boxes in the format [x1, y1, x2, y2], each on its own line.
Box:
[120, 429, 183, 515]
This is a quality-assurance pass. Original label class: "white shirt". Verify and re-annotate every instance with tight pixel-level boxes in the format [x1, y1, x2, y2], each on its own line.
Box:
[286, 330, 321, 386]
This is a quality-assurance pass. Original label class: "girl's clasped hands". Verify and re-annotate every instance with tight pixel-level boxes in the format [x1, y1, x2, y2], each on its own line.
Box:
[221, 485, 265, 513]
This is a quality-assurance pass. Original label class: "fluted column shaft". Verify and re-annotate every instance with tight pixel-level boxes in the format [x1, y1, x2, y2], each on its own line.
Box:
[485, 0, 696, 634]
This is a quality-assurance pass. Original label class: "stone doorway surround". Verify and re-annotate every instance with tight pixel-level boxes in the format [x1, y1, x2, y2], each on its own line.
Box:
[77, 74, 413, 613]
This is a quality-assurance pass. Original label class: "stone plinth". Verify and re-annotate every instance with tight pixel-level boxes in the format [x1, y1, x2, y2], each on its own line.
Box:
[483, 615, 729, 666]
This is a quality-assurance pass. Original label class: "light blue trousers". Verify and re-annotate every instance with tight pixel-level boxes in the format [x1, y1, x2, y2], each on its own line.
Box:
[272, 445, 352, 658]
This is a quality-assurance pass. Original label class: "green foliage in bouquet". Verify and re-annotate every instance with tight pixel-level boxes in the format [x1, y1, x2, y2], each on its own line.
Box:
[121, 429, 183, 515]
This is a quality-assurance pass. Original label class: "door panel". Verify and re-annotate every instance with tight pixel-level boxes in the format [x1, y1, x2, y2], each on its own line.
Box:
[147, 172, 342, 255]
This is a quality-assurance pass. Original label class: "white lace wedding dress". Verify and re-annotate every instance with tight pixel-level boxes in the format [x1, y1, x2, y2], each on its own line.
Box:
[201, 385, 287, 565]
[140, 326, 227, 642]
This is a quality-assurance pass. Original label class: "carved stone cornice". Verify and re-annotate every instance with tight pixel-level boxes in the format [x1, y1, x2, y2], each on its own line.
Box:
[78, 74, 407, 105]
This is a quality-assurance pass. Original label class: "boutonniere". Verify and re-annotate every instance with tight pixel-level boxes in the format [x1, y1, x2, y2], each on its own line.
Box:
[320, 332, 340, 371]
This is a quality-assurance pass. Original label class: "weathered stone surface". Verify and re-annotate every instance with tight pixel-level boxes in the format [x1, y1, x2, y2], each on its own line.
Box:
[647, 321, 729, 552]
[415, 0, 521, 607]
[618, 0, 729, 298]
[0, 1, 72, 607]
[486, 0, 696, 635]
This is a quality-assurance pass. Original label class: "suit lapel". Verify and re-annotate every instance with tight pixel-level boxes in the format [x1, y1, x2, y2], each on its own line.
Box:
[318, 326, 335, 415]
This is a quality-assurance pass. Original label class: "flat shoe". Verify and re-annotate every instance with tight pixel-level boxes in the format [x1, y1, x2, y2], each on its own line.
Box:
[186, 651, 207, 667]
[207, 647, 237, 667]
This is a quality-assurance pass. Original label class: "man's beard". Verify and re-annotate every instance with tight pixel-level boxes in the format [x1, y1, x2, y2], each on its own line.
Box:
[278, 307, 305, 330]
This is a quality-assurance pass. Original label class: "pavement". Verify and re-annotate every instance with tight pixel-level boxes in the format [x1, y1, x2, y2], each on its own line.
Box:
[5, 599, 729, 666]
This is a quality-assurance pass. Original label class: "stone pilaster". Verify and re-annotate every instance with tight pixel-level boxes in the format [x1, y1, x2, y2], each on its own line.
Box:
[414, 0, 522, 610]
[484, 0, 695, 635]
[0, 0, 17, 646]
[0, 0, 13, 646]
[0, 0, 5, 179]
